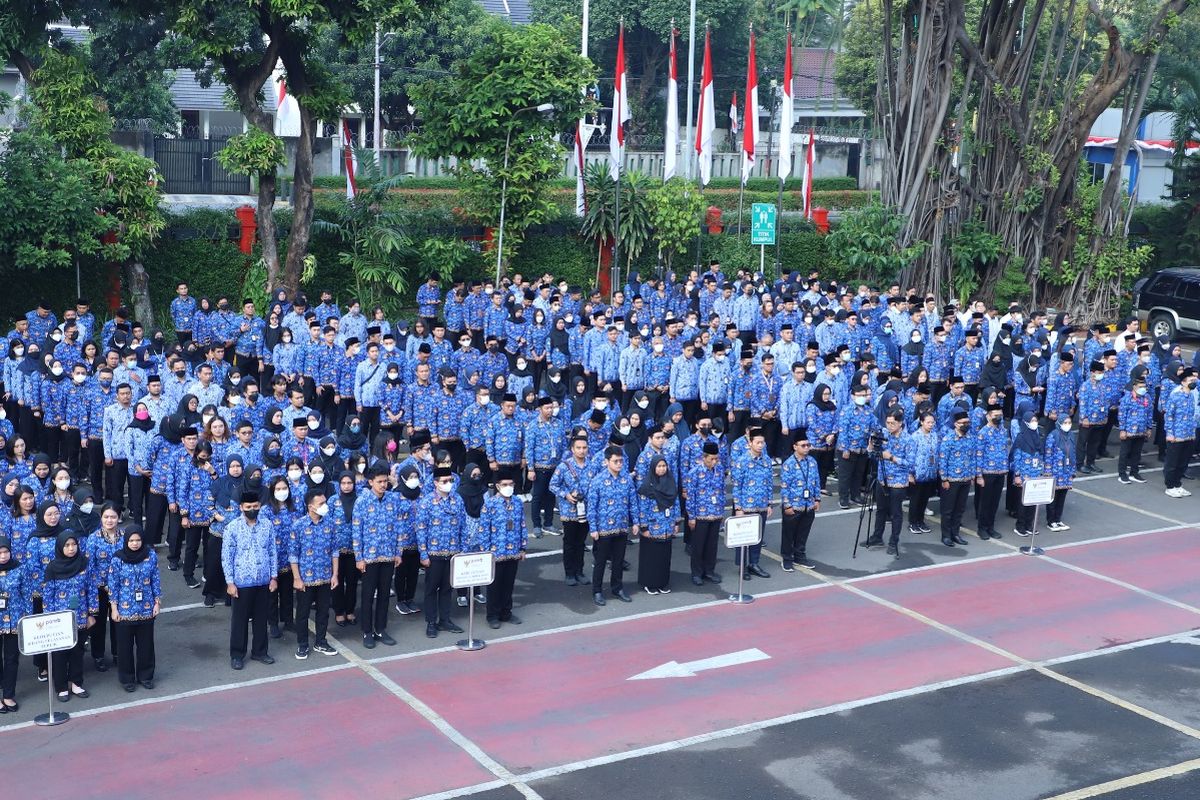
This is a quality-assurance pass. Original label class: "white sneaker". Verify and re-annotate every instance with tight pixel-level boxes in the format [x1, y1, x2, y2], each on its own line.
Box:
[1166, 487, 1184, 498]
[1056, 522, 1070, 531]
[1180, 487, 1193, 497]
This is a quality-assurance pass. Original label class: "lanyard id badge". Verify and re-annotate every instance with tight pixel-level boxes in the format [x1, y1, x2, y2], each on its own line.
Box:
[134, 590, 144, 603]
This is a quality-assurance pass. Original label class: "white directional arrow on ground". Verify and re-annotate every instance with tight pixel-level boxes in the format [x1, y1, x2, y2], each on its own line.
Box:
[627, 648, 771, 681]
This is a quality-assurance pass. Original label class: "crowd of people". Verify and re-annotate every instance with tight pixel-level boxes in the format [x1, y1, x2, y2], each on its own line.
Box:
[0, 264, 1191, 710]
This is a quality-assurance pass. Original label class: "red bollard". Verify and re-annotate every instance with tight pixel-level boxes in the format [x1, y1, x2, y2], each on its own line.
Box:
[706, 206, 724, 234]
[812, 207, 830, 234]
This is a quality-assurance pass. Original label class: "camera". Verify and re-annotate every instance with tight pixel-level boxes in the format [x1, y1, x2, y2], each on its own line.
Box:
[867, 430, 887, 455]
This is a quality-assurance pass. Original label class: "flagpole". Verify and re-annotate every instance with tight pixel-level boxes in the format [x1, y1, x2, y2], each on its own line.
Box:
[611, 19, 624, 300]
[684, 0, 697, 180]
[776, 27, 790, 277]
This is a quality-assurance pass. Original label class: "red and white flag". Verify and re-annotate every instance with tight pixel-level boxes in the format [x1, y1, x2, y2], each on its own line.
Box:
[741, 30, 760, 184]
[574, 120, 587, 215]
[663, 27, 679, 181]
[695, 28, 715, 186]
[801, 128, 815, 219]
[342, 119, 358, 200]
[609, 23, 630, 182]
[729, 92, 739, 138]
[778, 31, 794, 181]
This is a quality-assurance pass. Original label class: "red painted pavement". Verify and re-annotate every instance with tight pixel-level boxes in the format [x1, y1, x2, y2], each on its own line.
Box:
[863, 552, 1200, 661]
[5, 668, 495, 800]
[385, 586, 1012, 772]
[1049, 527, 1200, 610]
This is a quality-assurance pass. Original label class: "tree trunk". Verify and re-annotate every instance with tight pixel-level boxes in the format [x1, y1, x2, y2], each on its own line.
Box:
[257, 171, 280, 290]
[124, 260, 154, 329]
[283, 103, 315, 293]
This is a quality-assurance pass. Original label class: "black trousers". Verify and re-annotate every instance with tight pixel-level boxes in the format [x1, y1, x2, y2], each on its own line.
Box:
[127, 474, 147, 527]
[230, 583, 271, 659]
[780, 508, 816, 565]
[975, 474, 1006, 533]
[360, 406, 381, 447]
[636, 537, 672, 590]
[89, 586, 115, 659]
[360, 561, 394, 635]
[1099, 407, 1118, 455]
[424, 557, 454, 625]
[52, 636, 85, 692]
[940, 481, 970, 540]
[592, 533, 628, 592]
[1016, 500, 1036, 532]
[41, 424, 61, 464]
[728, 409, 751, 443]
[1164, 440, 1191, 489]
[1077, 425, 1104, 467]
[333, 553, 359, 616]
[839, 452, 869, 503]
[145, 492, 168, 546]
[183, 523, 207, 582]
[690, 519, 720, 578]
[334, 398, 356, 434]
[393, 549, 421, 604]
[813, 448, 834, 488]
[273, 569, 294, 627]
[908, 480, 937, 525]
[1118, 435, 1145, 478]
[562, 519, 588, 577]
[295, 582, 331, 647]
[486, 559, 520, 622]
[166, 511, 183, 564]
[115, 618, 155, 685]
[750, 416, 782, 459]
[872, 485, 907, 546]
[202, 533, 225, 598]
[0, 632, 18, 699]
[62, 429, 82, 479]
[86, 439, 105, 496]
[105, 458, 129, 511]
[1047, 488, 1069, 523]
[530, 468, 555, 529]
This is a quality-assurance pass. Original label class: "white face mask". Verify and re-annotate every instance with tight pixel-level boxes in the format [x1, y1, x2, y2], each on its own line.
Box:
[384, 343, 395, 352]
[54, 477, 70, 490]
[314, 503, 329, 517]
[841, 352, 851, 362]
[13, 347, 22, 357]
[853, 395, 867, 406]
[79, 501, 94, 515]
[274, 488, 290, 501]
[229, 395, 242, 405]
[653, 344, 664, 353]
[50, 366, 63, 376]
[202, 414, 215, 426]
[387, 372, 399, 380]
[230, 376, 241, 385]
[287, 469, 303, 482]
[619, 425, 631, 436]
[1027, 420, 1039, 430]
[805, 364, 817, 374]
[1060, 422, 1072, 432]
[498, 485, 514, 498]
[322, 446, 336, 456]
[310, 470, 325, 483]
[1135, 386, 1147, 396]
[477, 396, 489, 406]
[403, 476, 420, 489]
[126, 360, 137, 369]
[912, 334, 922, 343]
[436, 479, 454, 494]
[71, 373, 86, 385]
[595, 401, 608, 411]
[637, 399, 649, 409]
[355, 462, 366, 473]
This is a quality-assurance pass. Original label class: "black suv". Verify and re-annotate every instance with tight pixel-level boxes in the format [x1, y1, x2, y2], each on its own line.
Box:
[1133, 267, 1200, 340]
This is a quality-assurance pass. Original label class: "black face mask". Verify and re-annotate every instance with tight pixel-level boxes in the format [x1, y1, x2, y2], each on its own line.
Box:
[243, 508, 259, 521]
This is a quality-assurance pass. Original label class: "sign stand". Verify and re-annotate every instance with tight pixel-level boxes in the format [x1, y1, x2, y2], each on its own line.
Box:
[1019, 477, 1055, 556]
[723, 514, 762, 604]
[450, 552, 495, 651]
[18, 610, 78, 726]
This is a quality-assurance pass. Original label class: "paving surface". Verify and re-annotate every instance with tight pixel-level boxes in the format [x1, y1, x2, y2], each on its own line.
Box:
[4, 457, 1200, 800]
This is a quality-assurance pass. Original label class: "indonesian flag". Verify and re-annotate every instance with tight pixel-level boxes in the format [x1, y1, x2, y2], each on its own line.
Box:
[574, 120, 587, 215]
[801, 128, 815, 219]
[609, 23, 630, 182]
[741, 30, 759, 184]
[277, 79, 289, 123]
[778, 32, 793, 181]
[695, 28, 715, 186]
[663, 27, 679, 181]
[342, 119, 358, 200]
[729, 92, 739, 138]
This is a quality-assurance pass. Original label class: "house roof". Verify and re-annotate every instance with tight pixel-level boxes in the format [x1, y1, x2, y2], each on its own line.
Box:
[478, 0, 532, 24]
[169, 68, 278, 112]
[793, 47, 843, 103]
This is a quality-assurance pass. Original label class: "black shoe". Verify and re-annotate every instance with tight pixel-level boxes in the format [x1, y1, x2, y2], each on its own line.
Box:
[439, 621, 464, 634]
[748, 564, 770, 579]
[613, 589, 632, 603]
[426, 623, 438, 638]
[504, 614, 522, 625]
[989, 529, 1003, 540]
[488, 619, 501, 629]
[185, 576, 201, 589]
[576, 573, 591, 585]
[706, 572, 723, 584]
[796, 557, 815, 569]
[375, 631, 397, 646]
[863, 538, 884, 549]
[203, 595, 215, 608]
[268, 624, 281, 639]
[953, 535, 969, 545]
[231, 657, 244, 670]
[565, 575, 578, 586]
[593, 592, 606, 606]
[622, 560, 631, 571]
[363, 634, 376, 649]
[250, 653, 275, 665]
[123, 683, 136, 693]
[93, 657, 108, 673]
[140, 679, 154, 690]
[886, 544, 899, 557]
[691, 575, 704, 586]
[838, 499, 850, 510]
[781, 563, 795, 572]
[942, 537, 955, 547]
[1129, 474, 1147, 483]
[908, 524, 924, 535]
[918, 523, 932, 534]
[295, 645, 310, 660]
[167, 560, 180, 571]
[741, 570, 753, 581]
[1016, 528, 1032, 537]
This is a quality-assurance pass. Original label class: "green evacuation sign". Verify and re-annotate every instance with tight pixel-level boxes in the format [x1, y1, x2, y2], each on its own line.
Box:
[750, 202, 777, 246]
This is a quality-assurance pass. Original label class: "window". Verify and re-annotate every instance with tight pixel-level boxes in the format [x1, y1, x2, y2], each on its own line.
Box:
[1180, 280, 1200, 301]
[1152, 275, 1179, 296]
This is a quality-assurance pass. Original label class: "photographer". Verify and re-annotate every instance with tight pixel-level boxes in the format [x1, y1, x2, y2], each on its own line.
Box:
[866, 410, 914, 557]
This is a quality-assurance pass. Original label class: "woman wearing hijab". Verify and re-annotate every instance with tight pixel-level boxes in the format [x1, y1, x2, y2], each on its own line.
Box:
[0, 534, 29, 711]
[178, 441, 218, 591]
[567, 375, 591, 421]
[63, 485, 98, 537]
[107, 523, 160, 691]
[337, 415, 369, 460]
[1014, 354, 1045, 413]
[43, 526, 97, 701]
[207, 456, 245, 608]
[636, 455, 679, 594]
[509, 356, 534, 401]
[307, 410, 332, 441]
[488, 373, 510, 407]
[330, 472, 361, 626]
[393, 463, 427, 615]
[176, 393, 202, 427]
[981, 337, 1014, 417]
[84, 503, 122, 673]
[263, 407, 286, 442]
[1044, 411, 1077, 532]
[1010, 410, 1047, 536]
[806, 384, 838, 492]
[39, 356, 68, 463]
[900, 328, 925, 379]
[16, 343, 44, 447]
[549, 316, 571, 372]
[3, 339, 24, 426]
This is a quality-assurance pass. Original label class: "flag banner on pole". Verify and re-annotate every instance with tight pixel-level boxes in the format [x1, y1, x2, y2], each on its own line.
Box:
[741, 29, 759, 185]
[778, 31, 793, 181]
[663, 27, 679, 181]
[695, 28, 715, 186]
[802, 128, 815, 219]
[342, 119, 358, 200]
[575, 121, 587, 215]
[609, 24, 630, 182]
[729, 92, 739, 139]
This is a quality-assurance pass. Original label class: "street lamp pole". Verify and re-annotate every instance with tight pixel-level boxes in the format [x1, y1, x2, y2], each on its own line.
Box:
[374, 23, 381, 164]
[495, 103, 555, 285]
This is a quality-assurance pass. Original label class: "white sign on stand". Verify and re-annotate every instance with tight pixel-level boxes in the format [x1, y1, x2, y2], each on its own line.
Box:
[451, 552, 496, 589]
[18, 610, 77, 656]
[724, 514, 763, 548]
[1021, 477, 1055, 506]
